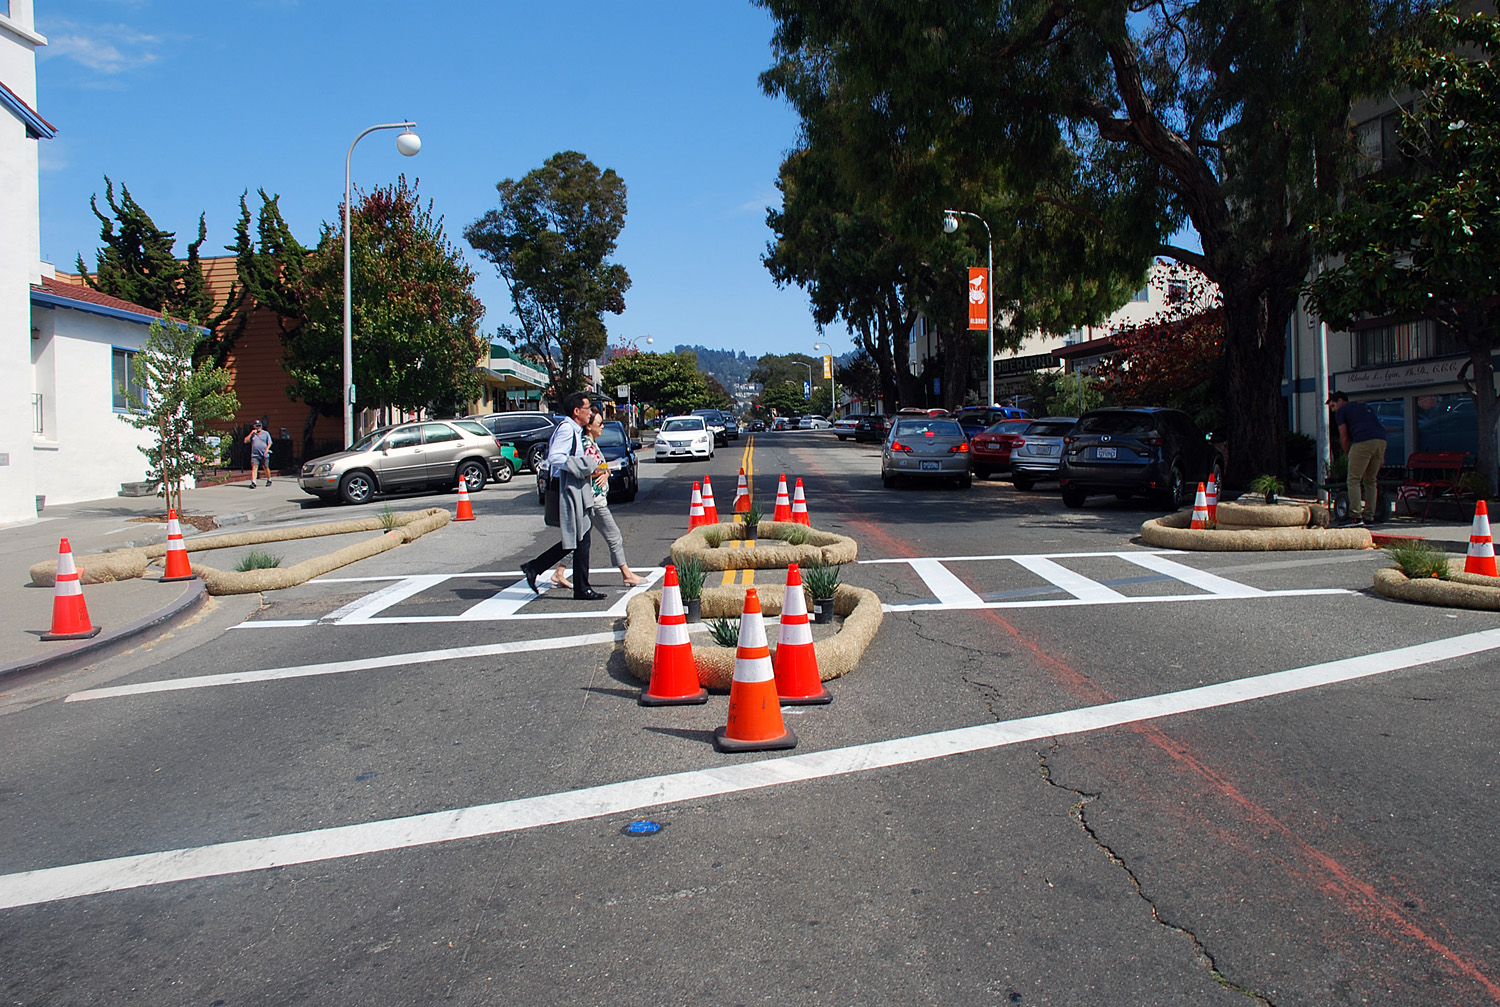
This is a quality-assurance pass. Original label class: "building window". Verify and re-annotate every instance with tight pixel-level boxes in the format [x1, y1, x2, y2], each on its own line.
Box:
[1166, 279, 1189, 304]
[1353, 319, 1460, 367]
[112, 348, 144, 410]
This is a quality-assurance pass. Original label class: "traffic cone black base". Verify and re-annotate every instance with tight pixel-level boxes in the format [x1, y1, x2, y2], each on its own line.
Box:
[714, 724, 798, 753]
[640, 687, 708, 707]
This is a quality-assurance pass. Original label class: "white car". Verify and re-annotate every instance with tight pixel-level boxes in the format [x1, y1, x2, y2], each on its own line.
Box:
[833, 417, 860, 440]
[799, 415, 832, 430]
[654, 415, 715, 462]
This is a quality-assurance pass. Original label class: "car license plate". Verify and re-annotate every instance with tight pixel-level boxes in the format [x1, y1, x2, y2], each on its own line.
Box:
[920, 460, 939, 471]
[1096, 447, 1117, 459]
[1037, 446, 1055, 455]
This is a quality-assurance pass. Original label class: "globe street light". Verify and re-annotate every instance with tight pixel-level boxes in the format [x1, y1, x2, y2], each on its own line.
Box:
[943, 208, 994, 409]
[812, 341, 838, 418]
[344, 122, 420, 447]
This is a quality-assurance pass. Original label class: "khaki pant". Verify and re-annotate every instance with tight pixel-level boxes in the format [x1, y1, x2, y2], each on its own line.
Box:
[1347, 438, 1387, 520]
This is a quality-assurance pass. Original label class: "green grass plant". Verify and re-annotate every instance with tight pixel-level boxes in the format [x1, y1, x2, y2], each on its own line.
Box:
[377, 505, 400, 531]
[801, 561, 842, 599]
[781, 525, 810, 545]
[708, 617, 740, 647]
[704, 528, 724, 548]
[675, 556, 707, 600]
[235, 549, 282, 572]
[1384, 539, 1450, 580]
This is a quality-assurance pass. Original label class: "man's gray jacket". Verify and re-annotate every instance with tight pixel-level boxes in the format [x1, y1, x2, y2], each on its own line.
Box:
[546, 418, 594, 550]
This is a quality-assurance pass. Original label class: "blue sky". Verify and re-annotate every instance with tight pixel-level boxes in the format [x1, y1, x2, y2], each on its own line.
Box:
[34, 0, 835, 357]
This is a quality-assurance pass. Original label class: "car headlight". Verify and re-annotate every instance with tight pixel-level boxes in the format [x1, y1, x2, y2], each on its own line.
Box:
[314, 463, 332, 475]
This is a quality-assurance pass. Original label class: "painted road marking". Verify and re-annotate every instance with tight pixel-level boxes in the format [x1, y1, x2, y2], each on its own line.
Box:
[908, 558, 986, 609]
[13, 627, 1500, 910]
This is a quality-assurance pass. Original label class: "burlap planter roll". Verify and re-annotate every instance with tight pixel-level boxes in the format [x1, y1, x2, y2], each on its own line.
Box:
[1373, 559, 1500, 610]
[1214, 502, 1312, 528]
[669, 521, 858, 571]
[1140, 508, 1372, 551]
[623, 582, 883, 690]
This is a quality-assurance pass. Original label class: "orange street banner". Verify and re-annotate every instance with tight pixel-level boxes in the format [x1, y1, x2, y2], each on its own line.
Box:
[968, 268, 988, 330]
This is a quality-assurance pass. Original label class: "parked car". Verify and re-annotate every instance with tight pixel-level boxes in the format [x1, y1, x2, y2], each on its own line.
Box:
[969, 419, 1034, 479]
[881, 416, 972, 489]
[954, 406, 1033, 439]
[853, 414, 892, 443]
[655, 415, 715, 461]
[451, 418, 524, 483]
[1007, 416, 1078, 491]
[897, 407, 952, 418]
[535, 419, 640, 505]
[749, 419, 767, 432]
[691, 408, 730, 446]
[1057, 407, 1217, 509]
[298, 420, 504, 505]
[799, 414, 832, 429]
[467, 411, 558, 473]
[833, 416, 861, 440]
[772, 416, 792, 431]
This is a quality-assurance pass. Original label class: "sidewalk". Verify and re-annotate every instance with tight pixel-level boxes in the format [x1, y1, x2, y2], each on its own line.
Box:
[0, 482, 1483, 682]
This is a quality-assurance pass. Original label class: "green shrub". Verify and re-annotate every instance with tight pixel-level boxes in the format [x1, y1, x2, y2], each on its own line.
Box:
[1249, 474, 1286, 499]
[744, 502, 763, 527]
[704, 528, 724, 548]
[708, 618, 740, 647]
[1384, 539, 1450, 580]
[801, 561, 842, 598]
[781, 525, 809, 546]
[675, 556, 707, 600]
[377, 505, 399, 531]
[235, 549, 282, 572]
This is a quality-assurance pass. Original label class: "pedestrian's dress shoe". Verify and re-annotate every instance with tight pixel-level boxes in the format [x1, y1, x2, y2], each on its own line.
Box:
[574, 588, 606, 601]
[521, 564, 539, 594]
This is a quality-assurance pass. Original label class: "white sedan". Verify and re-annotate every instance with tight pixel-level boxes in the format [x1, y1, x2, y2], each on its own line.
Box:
[654, 415, 715, 462]
[799, 415, 832, 430]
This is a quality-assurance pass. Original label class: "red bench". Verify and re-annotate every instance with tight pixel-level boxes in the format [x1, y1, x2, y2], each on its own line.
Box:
[1396, 451, 1468, 519]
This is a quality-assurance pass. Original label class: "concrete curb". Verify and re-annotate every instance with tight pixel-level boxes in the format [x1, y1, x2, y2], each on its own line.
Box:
[0, 578, 206, 681]
[623, 583, 883, 690]
[668, 521, 858, 571]
[1140, 508, 1374, 551]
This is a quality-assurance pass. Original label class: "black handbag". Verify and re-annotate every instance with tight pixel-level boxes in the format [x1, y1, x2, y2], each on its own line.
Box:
[544, 475, 561, 528]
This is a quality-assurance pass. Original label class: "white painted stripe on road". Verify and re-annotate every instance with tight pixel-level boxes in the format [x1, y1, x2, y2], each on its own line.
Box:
[882, 587, 1348, 612]
[908, 559, 986, 609]
[861, 550, 1178, 565]
[1116, 551, 1266, 598]
[63, 630, 626, 703]
[16, 627, 1500, 910]
[232, 620, 317, 629]
[321, 574, 451, 623]
[1009, 555, 1126, 603]
[458, 578, 558, 620]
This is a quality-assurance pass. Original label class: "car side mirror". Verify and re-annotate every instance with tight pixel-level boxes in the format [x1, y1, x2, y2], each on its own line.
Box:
[630, 440, 642, 450]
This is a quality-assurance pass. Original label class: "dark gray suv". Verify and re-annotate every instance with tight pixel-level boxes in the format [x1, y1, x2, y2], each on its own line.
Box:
[1058, 407, 1218, 509]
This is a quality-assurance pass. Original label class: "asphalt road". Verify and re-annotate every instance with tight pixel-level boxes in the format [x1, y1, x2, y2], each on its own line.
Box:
[3, 430, 1498, 1006]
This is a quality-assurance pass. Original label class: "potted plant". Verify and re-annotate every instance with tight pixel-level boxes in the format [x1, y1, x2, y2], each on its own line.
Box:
[802, 561, 842, 624]
[676, 556, 706, 622]
[1249, 473, 1286, 505]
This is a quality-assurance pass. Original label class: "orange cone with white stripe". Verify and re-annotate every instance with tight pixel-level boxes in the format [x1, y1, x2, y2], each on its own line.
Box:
[688, 482, 708, 529]
[1190, 483, 1210, 528]
[733, 468, 751, 516]
[774, 564, 829, 705]
[1465, 500, 1498, 576]
[1205, 473, 1219, 527]
[455, 479, 476, 521]
[41, 538, 101, 640]
[161, 509, 195, 582]
[640, 565, 708, 706]
[715, 588, 797, 752]
[701, 475, 720, 525]
[772, 474, 792, 522]
[791, 478, 811, 527]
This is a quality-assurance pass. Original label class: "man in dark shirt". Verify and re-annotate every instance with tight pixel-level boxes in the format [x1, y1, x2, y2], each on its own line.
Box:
[1328, 391, 1388, 526]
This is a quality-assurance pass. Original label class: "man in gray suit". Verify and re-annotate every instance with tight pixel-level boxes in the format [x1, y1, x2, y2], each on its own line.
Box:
[521, 392, 604, 600]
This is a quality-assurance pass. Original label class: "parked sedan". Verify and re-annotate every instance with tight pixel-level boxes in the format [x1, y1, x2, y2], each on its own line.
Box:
[853, 414, 892, 443]
[799, 414, 832, 429]
[536, 420, 640, 505]
[954, 406, 1032, 439]
[655, 415, 715, 461]
[1058, 407, 1217, 509]
[1007, 416, 1078, 490]
[298, 420, 504, 505]
[881, 417, 972, 489]
[969, 419, 1033, 479]
[833, 416, 860, 440]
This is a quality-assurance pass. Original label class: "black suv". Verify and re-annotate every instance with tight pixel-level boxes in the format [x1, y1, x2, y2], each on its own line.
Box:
[535, 420, 641, 505]
[1058, 407, 1218, 509]
[468, 412, 557, 473]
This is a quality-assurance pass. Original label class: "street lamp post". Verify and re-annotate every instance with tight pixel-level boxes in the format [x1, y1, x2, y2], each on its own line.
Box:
[943, 209, 994, 409]
[344, 121, 421, 448]
[813, 341, 837, 418]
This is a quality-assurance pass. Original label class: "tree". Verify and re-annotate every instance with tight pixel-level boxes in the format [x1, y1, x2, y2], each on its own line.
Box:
[1308, 11, 1500, 491]
[465, 151, 631, 395]
[839, 350, 883, 410]
[1094, 309, 1227, 435]
[599, 351, 719, 416]
[757, 0, 1438, 483]
[289, 176, 485, 426]
[75, 177, 219, 333]
[759, 381, 812, 418]
[117, 316, 239, 515]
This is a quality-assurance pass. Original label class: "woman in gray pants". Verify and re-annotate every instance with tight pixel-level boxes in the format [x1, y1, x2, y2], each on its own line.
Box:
[554, 408, 644, 588]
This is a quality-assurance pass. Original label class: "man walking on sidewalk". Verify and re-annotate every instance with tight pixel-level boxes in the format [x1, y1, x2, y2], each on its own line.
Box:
[520, 392, 603, 600]
[1329, 391, 1388, 526]
[243, 420, 272, 488]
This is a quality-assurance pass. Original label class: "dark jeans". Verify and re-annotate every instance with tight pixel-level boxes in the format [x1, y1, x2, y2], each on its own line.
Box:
[525, 529, 592, 595]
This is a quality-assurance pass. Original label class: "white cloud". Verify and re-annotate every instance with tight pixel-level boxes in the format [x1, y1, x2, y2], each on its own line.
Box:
[40, 22, 162, 74]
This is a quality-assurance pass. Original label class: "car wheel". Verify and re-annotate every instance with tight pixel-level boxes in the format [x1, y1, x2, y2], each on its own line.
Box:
[1061, 486, 1087, 508]
[973, 465, 991, 480]
[1158, 462, 1186, 510]
[958, 475, 973, 489]
[491, 459, 514, 485]
[1012, 476, 1034, 492]
[339, 470, 374, 506]
[457, 460, 487, 493]
[882, 472, 896, 489]
[526, 444, 546, 472]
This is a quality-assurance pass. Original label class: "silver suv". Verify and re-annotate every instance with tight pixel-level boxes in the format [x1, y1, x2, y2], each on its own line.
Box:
[299, 420, 504, 505]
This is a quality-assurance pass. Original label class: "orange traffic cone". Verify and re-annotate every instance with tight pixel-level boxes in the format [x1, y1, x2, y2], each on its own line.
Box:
[1205, 473, 1219, 526]
[791, 478, 811, 527]
[161, 509, 194, 582]
[774, 564, 830, 705]
[1465, 500, 1498, 576]
[733, 468, 751, 517]
[41, 538, 101, 641]
[772, 474, 792, 522]
[1190, 483, 1210, 528]
[640, 565, 708, 706]
[702, 475, 720, 525]
[455, 480, 476, 521]
[688, 482, 707, 529]
[715, 588, 797, 752]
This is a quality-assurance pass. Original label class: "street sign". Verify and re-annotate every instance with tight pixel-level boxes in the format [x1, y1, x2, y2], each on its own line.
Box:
[617, 384, 630, 399]
[803, 381, 811, 399]
[822, 355, 832, 379]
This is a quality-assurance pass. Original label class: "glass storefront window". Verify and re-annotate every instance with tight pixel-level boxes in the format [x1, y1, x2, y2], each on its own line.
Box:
[1415, 393, 1477, 461]
[1367, 399, 1405, 463]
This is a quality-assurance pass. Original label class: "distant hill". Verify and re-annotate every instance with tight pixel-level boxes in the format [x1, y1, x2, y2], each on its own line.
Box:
[674, 344, 755, 388]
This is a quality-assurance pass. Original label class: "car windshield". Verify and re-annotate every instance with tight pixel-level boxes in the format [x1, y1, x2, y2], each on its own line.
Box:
[594, 422, 626, 448]
[895, 419, 963, 438]
[663, 418, 704, 432]
[1077, 412, 1157, 435]
[350, 428, 391, 452]
[982, 420, 1033, 435]
[1025, 420, 1076, 437]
